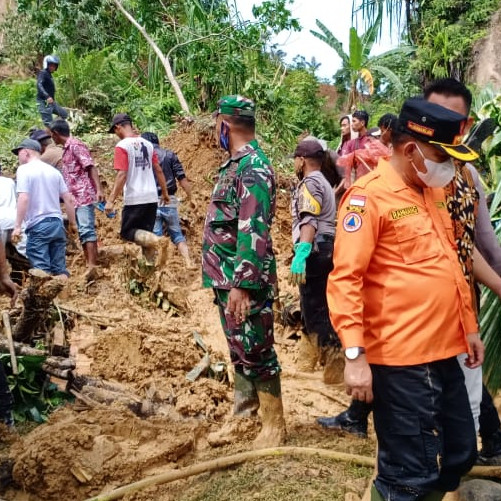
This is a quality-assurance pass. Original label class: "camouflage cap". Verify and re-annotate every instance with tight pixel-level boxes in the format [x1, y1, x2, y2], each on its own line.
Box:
[213, 95, 255, 117]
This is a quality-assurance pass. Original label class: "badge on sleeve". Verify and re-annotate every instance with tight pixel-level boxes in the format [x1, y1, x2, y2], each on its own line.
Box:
[343, 212, 362, 232]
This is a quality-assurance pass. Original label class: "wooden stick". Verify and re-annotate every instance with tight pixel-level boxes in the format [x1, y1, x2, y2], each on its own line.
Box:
[2, 312, 18, 374]
[54, 303, 117, 327]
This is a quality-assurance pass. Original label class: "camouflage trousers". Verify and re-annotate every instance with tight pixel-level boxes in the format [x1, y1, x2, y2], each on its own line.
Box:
[214, 287, 281, 382]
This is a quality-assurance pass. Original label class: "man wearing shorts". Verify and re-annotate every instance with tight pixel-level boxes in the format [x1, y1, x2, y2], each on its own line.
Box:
[105, 114, 169, 265]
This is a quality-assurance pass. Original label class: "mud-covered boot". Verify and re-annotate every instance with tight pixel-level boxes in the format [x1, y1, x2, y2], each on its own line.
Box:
[295, 333, 318, 372]
[253, 376, 286, 449]
[478, 429, 501, 465]
[321, 346, 344, 384]
[233, 371, 259, 417]
[207, 372, 259, 447]
[316, 399, 370, 438]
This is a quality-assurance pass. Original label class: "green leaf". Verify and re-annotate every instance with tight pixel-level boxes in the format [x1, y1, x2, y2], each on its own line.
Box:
[349, 27, 364, 70]
[310, 20, 349, 66]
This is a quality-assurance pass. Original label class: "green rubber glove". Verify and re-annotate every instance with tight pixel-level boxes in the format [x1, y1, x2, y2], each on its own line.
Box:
[288, 242, 312, 286]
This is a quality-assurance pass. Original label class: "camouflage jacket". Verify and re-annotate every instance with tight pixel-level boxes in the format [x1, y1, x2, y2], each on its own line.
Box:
[202, 139, 277, 290]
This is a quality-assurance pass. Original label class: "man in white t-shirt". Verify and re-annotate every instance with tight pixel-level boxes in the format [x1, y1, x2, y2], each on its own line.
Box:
[105, 113, 169, 264]
[11, 139, 77, 278]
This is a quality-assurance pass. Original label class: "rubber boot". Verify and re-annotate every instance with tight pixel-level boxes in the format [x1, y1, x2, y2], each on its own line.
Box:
[253, 376, 286, 449]
[316, 399, 370, 438]
[207, 372, 259, 447]
[295, 333, 318, 372]
[322, 346, 345, 384]
[233, 371, 260, 417]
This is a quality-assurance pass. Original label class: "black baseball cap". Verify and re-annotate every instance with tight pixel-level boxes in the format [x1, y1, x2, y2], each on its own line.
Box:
[29, 129, 51, 142]
[108, 113, 132, 133]
[293, 139, 325, 159]
[398, 97, 478, 162]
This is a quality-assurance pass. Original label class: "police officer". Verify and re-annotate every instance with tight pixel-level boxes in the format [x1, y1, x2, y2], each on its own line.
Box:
[289, 138, 342, 383]
[202, 95, 285, 449]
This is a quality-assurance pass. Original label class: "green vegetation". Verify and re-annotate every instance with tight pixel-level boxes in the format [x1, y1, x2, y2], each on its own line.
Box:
[0, 355, 72, 423]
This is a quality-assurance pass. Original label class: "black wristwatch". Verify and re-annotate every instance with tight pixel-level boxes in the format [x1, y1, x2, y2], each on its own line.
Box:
[344, 347, 366, 360]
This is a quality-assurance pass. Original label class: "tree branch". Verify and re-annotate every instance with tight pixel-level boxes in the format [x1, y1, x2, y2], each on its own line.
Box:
[111, 0, 191, 115]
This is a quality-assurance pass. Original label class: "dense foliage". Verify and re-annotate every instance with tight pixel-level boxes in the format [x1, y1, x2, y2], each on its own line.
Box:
[353, 0, 501, 83]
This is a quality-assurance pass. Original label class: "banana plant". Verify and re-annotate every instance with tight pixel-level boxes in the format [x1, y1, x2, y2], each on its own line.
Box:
[475, 91, 501, 391]
[310, 9, 411, 109]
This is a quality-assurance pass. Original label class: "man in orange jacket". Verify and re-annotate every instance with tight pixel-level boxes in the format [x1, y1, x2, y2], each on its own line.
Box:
[327, 97, 484, 500]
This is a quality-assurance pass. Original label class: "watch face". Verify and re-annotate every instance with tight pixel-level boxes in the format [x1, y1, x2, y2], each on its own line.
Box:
[345, 347, 359, 360]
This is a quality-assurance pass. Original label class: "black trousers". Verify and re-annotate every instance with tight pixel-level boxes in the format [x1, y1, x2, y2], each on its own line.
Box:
[299, 240, 340, 348]
[372, 358, 476, 500]
[120, 202, 157, 242]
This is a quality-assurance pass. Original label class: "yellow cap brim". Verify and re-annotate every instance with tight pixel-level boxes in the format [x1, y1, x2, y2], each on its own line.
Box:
[429, 141, 479, 162]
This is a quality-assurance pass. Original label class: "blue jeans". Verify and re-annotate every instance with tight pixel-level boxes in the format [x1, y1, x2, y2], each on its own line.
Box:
[26, 217, 68, 276]
[75, 204, 97, 244]
[153, 205, 185, 245]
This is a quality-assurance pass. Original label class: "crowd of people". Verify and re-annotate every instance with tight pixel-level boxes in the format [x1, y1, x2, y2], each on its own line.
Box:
[200, 80, 501, 501]
[0, 54, 500, 501]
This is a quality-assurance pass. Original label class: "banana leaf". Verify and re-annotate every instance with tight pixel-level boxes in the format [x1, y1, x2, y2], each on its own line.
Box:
[480, 180, 501, 392]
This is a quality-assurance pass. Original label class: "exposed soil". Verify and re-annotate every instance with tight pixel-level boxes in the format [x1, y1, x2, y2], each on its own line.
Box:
[0, 119, 377, 501]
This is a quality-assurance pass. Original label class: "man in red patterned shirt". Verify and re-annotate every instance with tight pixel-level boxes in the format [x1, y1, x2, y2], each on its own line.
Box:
[49, 119, 104, 274]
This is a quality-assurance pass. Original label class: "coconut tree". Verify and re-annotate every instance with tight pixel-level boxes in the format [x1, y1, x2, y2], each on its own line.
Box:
[352, 0, 417, 41]
[310, 11, 412, 109]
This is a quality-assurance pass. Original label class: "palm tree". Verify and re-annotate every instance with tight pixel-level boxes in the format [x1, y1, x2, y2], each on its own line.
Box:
[310, 12, 412, 109]
[352, 0, 418, 41]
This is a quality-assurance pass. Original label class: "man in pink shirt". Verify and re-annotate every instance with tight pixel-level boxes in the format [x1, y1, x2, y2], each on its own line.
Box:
[49, 119, 104, 275]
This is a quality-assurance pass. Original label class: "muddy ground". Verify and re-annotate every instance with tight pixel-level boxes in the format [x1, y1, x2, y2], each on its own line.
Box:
[0, 120, 377, 501]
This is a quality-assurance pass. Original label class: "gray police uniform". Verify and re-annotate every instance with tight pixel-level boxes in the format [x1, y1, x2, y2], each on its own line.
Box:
[292, 170, 340, 348]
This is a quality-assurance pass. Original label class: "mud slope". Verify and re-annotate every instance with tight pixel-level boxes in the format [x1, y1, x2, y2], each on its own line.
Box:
[0, 120, 375, 501]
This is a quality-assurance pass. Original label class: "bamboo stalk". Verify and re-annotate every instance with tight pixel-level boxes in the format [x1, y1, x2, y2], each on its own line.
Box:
[83, 445, 501, 501]
[85, 447, 375, 501]
[2, 312, 18, 374]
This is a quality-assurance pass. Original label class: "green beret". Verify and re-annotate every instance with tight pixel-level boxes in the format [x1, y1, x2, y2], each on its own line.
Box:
[215, 95, 255, 117]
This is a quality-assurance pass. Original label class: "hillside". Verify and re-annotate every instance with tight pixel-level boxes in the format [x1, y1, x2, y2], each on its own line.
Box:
[0, 120, 376, 501]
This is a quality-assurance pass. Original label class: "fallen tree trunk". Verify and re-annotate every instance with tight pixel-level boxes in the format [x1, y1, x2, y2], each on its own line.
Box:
[12, 269, 65, 343]
[0, 339, 46, 357]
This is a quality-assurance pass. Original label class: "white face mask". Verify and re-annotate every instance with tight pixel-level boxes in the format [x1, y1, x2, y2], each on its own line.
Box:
[412, 144, 455, 188]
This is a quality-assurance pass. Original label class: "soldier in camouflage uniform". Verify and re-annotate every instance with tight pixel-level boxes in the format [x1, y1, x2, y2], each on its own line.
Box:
[202, 95, 285, 449]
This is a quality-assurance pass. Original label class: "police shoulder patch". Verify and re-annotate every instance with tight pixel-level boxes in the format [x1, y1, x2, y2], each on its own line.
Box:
[298, 183, 321, 216]
[343, 212, 362, 232]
